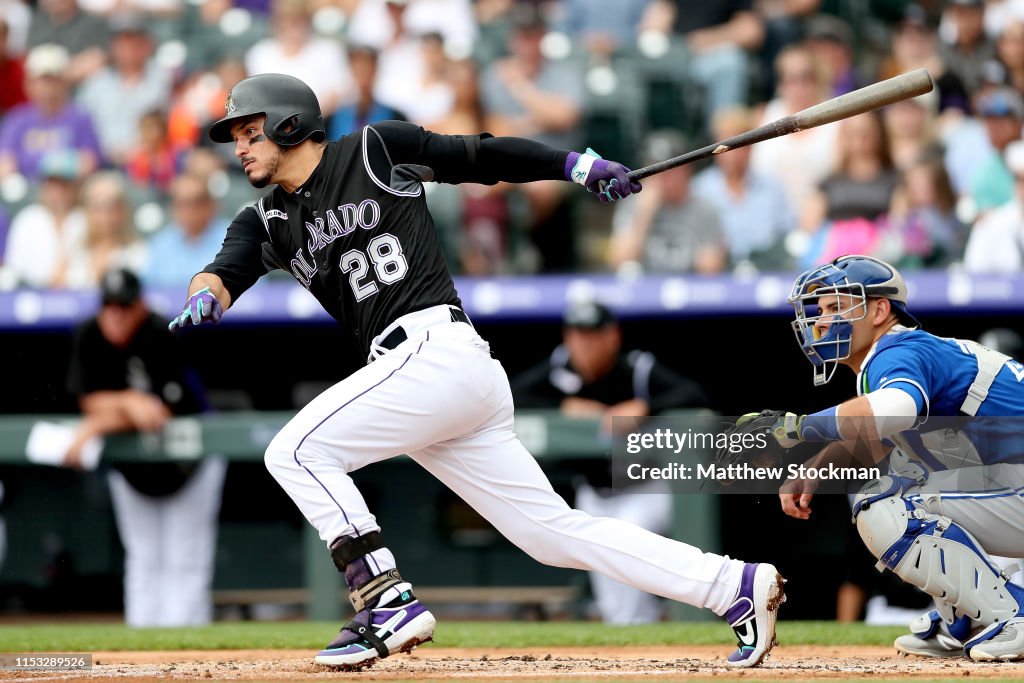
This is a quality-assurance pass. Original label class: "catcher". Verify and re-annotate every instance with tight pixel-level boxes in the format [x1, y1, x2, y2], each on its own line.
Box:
[734, 254, 1024, 661]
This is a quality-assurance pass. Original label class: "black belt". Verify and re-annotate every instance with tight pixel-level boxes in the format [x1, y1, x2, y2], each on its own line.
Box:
[378, 308, 471, 351]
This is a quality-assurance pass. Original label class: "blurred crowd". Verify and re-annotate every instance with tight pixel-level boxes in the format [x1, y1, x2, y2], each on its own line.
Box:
[3, 0, 1024, 286]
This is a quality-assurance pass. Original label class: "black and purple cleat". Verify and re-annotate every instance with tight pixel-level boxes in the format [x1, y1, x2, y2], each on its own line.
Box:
[314, 591, 436, 670]
[724, 562, 787, 668]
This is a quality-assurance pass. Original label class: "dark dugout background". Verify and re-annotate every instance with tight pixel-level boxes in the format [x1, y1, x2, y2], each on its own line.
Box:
[2, 310, 1016, 619]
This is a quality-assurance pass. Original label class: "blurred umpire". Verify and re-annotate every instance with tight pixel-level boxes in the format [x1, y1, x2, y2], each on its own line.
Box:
[65, 268, 225, 626]
[511, 300, 710, 623]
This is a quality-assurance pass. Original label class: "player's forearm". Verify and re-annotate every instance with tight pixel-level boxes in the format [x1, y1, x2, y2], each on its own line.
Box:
[560, 396, 609, 417]
[686, 12, 764, 52]
[511, 87, 580, 132]
[79, 393, 139, 433]
[608, 212, 655, 266]
[371, 121, 568, 184]
[474, 135, 570, 183]
[641, 0, 675, 33]
[608, 233, 644, 267]
[0, 153, 16, 179]
[801, 390, 919, 444]
[81, 391, 133, 418]
[188, 272, 233, 310]
[65, 411, 134, 469]
[607, 398, 650, 417]
[765, 388, 919, 453]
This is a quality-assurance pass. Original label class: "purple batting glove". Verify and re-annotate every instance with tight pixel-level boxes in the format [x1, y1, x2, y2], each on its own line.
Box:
[168, 287, 223, 331]
[565, 147, 643, 203]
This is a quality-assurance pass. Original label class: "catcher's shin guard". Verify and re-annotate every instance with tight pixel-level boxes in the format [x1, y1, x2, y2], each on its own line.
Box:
[854, 477, 1024, 656]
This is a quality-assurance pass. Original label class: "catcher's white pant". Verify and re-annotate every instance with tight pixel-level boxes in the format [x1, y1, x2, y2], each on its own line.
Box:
[903, 465, 1024, 557]
[265, 305, 745, 615]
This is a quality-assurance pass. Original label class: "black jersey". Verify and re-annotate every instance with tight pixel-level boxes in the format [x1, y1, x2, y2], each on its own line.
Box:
[67, 312, 207, 497]
[204, 121, 568, 358]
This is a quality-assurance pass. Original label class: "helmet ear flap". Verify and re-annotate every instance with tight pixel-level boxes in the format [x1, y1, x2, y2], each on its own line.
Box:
[271, 113, 302, 145]
[269, 112, 326, 145]
[209, 74, 325, 145]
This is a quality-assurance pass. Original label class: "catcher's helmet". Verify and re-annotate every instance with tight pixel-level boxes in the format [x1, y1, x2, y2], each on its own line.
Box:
[789, 255, 920, 385]
[209, 73, 325, 146]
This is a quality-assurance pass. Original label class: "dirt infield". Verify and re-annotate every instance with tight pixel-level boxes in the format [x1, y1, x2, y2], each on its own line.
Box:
[6, 645, 1024, 681]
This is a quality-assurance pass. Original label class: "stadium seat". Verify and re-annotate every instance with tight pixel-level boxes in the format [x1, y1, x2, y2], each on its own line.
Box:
[581, 59, 647, 168]
[618, 39, 707, 142]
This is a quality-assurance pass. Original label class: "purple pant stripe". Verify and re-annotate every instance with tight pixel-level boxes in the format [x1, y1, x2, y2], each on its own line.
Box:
[292, 333, 429, 536]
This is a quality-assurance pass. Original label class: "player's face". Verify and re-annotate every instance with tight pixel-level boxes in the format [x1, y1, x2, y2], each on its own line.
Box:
[231, 116, 284, 189]
[564, 326, 620, 382]
[814, 293, 877, 360]
[814, 292, 861, 332]
[98, 300, 147, 348]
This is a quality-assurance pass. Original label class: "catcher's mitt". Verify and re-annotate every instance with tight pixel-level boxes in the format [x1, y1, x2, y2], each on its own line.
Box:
[712, 410, 791, 485]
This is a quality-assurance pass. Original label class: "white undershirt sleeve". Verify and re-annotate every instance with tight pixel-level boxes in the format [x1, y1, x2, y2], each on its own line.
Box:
[865, 387, 920, 439]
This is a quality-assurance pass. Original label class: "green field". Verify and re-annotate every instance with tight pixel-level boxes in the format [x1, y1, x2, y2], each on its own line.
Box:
[0, 620, 904, 652]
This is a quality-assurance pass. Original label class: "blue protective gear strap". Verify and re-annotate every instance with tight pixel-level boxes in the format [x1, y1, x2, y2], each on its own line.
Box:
[800, 405, 842, 442]
[851, 474, 923, 518]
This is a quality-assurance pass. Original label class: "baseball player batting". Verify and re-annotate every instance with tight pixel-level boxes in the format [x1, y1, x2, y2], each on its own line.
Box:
[168, 73, 785, 669]
[734, 255, 1024, 661]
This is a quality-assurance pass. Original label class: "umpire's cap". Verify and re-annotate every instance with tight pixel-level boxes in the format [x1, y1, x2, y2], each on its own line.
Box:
[209, 73, 326, 146]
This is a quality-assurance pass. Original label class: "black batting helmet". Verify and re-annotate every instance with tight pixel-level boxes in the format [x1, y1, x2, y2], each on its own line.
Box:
[209, 73, 325, 146]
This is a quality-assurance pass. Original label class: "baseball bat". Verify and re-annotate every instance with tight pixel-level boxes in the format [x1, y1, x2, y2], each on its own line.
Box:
[627, 68, 934, 182]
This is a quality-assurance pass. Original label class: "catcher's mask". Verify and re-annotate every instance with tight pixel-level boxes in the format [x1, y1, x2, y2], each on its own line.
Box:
[789, 255, 920, 386]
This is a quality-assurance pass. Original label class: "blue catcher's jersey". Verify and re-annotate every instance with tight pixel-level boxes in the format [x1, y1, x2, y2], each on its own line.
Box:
[856, 328, 1024, 468]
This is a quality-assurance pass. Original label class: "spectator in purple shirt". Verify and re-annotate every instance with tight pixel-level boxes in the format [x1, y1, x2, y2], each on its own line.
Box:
[0, 44, 102, 181]
[0, 206, 10, 267]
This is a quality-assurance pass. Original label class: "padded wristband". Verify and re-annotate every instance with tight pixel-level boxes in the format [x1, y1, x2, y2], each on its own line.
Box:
[568, 150, 599, 185]
[800, 405, 843, 441]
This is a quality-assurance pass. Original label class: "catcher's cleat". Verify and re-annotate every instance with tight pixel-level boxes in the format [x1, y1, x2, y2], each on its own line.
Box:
[968, 617, 1024, 661]
[314, 590, 436, 669]
[725, 562, 787, 668]
[964, 581, 1024, 661]
[894, 610, 967, 658]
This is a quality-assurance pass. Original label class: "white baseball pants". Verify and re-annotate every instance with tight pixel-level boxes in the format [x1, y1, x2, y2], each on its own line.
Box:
[108, 456, 226, 627]
[265, 305, 744, 615]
